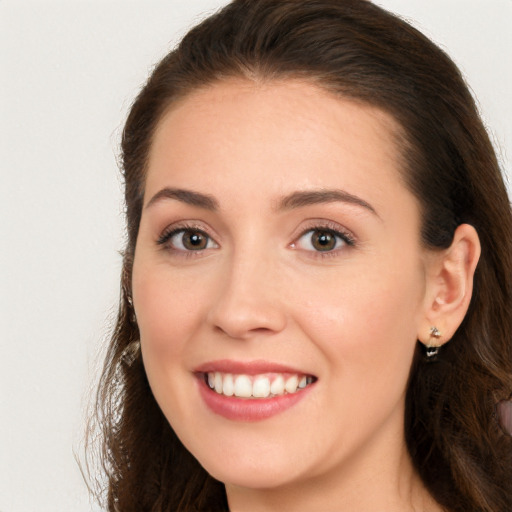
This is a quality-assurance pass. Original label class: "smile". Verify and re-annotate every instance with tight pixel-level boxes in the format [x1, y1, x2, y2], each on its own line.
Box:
[195, 361, 317, 421]
[204, 372, 315, 399]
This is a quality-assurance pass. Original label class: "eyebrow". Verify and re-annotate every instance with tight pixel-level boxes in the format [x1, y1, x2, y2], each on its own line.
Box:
[277, 189, 378, 216]
[145, 186, 378, 217]
[145, 187, 219, 211]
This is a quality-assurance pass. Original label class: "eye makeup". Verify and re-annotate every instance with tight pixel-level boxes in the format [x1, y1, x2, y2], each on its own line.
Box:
[290, 219, 356, 259]
[156, 221, 219, 257]
[155, 216, 357, 261]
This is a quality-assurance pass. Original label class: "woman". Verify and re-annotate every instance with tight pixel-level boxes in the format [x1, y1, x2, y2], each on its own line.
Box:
[89, 1, 512, 510]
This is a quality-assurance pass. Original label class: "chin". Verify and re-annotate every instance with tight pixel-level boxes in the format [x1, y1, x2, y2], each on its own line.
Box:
[181, 429, 312, 490]
[203, 457, 306, 490]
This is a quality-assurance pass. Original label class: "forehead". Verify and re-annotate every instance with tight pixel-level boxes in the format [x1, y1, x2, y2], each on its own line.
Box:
[146, 79, 412, 219]
[150, 78, 402, 163]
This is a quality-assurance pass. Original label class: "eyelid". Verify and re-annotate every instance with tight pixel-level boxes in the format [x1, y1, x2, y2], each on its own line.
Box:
[290, 220, 356, 253]
[157, 221, 219, 252]
[155, 219, 355, 257]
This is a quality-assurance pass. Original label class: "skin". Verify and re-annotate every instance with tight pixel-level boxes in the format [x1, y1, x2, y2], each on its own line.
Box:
[132, 79, 479, 511]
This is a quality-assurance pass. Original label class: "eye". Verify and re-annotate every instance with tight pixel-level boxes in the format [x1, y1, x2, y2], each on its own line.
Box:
[294, 228, 353, 253]
[158, 227, 218, 252]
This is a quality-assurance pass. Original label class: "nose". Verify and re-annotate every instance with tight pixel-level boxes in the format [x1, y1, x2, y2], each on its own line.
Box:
[206, 250, 287, 340]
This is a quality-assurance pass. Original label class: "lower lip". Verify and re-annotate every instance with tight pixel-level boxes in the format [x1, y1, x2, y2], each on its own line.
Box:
[197, 378, 314, 422]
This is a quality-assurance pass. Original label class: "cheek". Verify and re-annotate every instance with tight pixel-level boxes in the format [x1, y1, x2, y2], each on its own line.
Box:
[133, 265, 203, 358]
[293, 257, 424, 383]
[132, 265, 209, 423]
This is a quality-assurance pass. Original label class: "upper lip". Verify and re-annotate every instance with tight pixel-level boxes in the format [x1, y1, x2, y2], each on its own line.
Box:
[194, 359, 315, 376]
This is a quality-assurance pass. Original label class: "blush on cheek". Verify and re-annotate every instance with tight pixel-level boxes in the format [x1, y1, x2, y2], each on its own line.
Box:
[135, 286, 173, 350]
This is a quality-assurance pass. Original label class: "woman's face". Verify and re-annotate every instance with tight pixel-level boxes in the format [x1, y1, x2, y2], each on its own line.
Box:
[132, 80, 431, 490]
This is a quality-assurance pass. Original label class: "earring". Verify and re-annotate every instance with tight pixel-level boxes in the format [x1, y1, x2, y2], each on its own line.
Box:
[121, 339, 141, 366]
[425, 326, 442, 358]
[126, 294, 137, 323]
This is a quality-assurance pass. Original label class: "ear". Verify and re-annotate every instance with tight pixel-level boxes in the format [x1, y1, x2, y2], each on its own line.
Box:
[418, 224, 481, 347]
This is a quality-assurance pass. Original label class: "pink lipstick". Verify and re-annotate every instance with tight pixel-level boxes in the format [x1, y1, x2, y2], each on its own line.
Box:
[195, 360, 316, 421]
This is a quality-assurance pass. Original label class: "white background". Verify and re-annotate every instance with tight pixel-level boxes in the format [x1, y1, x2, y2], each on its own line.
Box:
[1, 1, 510, 511]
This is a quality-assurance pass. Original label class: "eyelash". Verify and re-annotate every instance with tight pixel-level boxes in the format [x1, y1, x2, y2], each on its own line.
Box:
[157, 223, 218, 258]
[156, 221, 356, 258]
[291, 221, 356, 258]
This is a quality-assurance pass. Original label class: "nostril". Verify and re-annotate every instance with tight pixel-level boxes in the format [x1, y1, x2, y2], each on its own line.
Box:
[251, 327, 276, 334]
[208, 296, 287, 339]
[212, 323, 280, 340]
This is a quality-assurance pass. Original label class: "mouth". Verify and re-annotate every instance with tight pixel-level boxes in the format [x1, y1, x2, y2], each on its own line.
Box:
[201, 371, 316, 399]
[194, 360, 317, 421]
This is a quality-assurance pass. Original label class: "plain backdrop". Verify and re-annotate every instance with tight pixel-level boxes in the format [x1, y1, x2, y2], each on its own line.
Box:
[1, 1, 510, 511]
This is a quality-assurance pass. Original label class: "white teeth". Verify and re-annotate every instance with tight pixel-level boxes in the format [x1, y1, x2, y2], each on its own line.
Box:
[270, 375, 285, 395]
[222, 374, 234, 396]
[252, 376, 271, 398]
[214, 372, 223, 394]
[285, 375, 299, 394]
[234, 375, 253, 397]
[206, 372, 314, 398]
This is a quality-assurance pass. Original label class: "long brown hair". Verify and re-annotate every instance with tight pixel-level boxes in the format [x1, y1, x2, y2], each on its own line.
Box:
[88, 1, 512, 510]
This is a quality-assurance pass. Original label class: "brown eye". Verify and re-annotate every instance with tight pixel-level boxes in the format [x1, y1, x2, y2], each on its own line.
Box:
[182, 231, 208, 250]
[160, 228, 218, 252]
[293, 227, 352, 254]
[311, 230, 337, 251]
